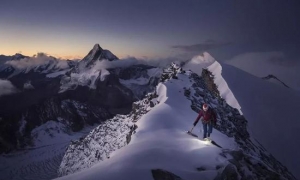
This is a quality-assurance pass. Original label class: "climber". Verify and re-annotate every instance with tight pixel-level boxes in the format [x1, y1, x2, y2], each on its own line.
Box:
[191, 103, 217, 140]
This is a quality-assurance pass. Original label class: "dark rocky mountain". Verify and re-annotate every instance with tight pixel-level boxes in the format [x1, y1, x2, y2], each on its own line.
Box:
[0, 44, 160, 153]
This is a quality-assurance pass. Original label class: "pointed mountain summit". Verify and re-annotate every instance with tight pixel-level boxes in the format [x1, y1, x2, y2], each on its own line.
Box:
[79, 44, 118, 68]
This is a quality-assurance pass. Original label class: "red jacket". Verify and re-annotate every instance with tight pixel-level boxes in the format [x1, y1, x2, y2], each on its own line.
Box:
[193, 108, 216, 126]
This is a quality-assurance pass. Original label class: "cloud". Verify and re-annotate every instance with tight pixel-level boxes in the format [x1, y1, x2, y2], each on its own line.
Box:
[91, 56, 186, 71]
[0, 79, 18, 96]
[5, 53, 71, 70]
[225, 51, 300, 90]
[172, 40, 231, 52]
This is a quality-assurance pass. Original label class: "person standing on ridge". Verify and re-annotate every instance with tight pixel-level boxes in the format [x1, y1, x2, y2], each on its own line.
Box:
[192, 103, 217, 140]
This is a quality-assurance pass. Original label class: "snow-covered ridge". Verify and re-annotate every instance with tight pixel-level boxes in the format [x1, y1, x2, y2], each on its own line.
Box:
[183, 53, 242, 114]
[56, 61, 295, 180]
[207, 61, 242, 114]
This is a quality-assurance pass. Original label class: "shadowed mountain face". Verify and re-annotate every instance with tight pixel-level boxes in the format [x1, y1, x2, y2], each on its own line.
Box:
[0, 44, 160, 153]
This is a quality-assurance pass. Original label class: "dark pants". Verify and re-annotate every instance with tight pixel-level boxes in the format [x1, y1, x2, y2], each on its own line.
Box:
[202, 122, 213, 139]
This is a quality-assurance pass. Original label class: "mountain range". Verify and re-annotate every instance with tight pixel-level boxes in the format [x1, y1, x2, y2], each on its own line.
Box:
[0, 44, 160, 154]
[0, 45, 299, 180]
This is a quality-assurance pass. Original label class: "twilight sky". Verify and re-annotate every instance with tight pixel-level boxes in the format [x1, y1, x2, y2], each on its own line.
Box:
[0, 0, 299, 60]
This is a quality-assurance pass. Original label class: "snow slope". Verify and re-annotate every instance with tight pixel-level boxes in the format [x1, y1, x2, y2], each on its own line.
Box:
[225, 52, 300, 91]
[221, 63, 300, 179]
[56, 61, 295, 180]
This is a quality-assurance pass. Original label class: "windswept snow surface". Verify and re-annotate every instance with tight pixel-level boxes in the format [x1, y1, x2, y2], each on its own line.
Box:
[220, 63, 300, 179]
[56, 71, 237, 180]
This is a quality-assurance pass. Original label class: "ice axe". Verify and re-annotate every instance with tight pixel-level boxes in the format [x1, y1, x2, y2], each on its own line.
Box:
[187, 126, 198, 137]
[188, 126, 195, 133]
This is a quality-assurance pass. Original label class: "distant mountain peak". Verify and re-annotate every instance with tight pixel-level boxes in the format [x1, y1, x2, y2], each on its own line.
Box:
[262, 74, 290, 88]
[78, 44, 118, 69]
[0, 53, 29, 64]
[14, 53, 24, 56]
[92, 44, 102, 51]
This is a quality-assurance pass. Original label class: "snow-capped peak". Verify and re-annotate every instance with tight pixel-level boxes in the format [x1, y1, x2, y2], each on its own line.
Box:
[11, 53, 27, 60]
[79, 44, 118, 69]
[92, 44, 102, 53]
[183, 52, 216, 74]
[191, 52, 216, 64]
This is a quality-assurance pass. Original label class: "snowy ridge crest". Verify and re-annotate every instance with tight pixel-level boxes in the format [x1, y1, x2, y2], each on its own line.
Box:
[57, 60, 296, 180]
[183, 58, 295, 179]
